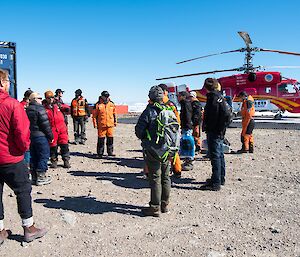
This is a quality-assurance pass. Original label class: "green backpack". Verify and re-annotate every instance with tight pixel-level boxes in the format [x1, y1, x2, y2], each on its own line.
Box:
[146, 102, 180, 162]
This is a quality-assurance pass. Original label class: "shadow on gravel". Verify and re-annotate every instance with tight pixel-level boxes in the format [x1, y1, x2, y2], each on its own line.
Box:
[126, 149, 143, 153]
[68, 170, 149, 189]
[102, 156, 144, 169]
[35, 196, 143, 217]
[7, 233, 23, 243]
[171, 177, 206, 190]
[69, 151, 98, 159]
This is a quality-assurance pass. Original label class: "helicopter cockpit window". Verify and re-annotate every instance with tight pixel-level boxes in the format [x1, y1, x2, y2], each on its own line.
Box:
[278, 83, 296, 94]
[265, 87, 271, 93]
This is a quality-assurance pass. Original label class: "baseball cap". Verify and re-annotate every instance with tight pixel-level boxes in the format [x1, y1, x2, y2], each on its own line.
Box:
[55, 88, 64, 94]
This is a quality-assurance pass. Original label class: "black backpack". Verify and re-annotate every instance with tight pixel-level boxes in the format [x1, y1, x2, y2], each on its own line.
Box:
[217, 96, 232, 130]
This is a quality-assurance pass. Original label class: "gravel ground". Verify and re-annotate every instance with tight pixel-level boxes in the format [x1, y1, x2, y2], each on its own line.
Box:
[1, 118, 300, 257]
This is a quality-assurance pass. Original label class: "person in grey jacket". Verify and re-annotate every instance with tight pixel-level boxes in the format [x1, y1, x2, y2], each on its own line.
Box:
[135, 86, 171, 217]
[26, 92, 53, 186]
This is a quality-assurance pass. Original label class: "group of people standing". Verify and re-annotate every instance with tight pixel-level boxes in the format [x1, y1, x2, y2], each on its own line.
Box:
[135, 78, 255, 217]
[0, 65, 255, 244]
[21, 89, 70, 186]
[0, 67, 118, 244]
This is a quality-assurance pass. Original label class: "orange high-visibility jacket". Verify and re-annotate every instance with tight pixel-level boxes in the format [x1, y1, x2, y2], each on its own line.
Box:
[71, 97, 88, 117]
[92, 99, 116, 128]
[241, 95, 255, 128]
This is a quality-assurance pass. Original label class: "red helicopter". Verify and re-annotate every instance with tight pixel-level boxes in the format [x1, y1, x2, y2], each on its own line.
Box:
[157, 32, 300, 116]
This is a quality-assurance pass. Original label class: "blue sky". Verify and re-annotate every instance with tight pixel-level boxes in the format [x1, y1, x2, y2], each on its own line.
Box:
[2, 0, 300, 103]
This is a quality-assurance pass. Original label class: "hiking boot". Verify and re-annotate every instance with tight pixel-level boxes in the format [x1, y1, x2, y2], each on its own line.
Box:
[50, 161, 58, 169]
[36, 172, 52, 186]
[200, 183, 221, 191]
[23, 224, 47, 243]
[0, 229, 11, 246]
[206, 178, 225, 186]
[142, 206, 160, 217]
[161, 202, 169, 213]
[63, 160, 71, 168]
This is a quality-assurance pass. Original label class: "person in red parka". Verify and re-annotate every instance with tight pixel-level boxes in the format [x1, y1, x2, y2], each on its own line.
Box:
[0, 69, 47, 244]
[43, 90, 71, 168]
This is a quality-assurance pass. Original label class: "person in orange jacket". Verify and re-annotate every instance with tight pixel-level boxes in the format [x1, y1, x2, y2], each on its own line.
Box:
[92, 91, 117, 157]
[158, 84, 182, 178]
[70, 89, 90, 145]
[237, 91, 255, 153]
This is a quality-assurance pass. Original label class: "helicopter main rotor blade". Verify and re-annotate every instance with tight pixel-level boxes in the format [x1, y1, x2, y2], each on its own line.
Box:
[262, 65, 300, 69]
[259, 48, 300, 56]
[238, 31, 252, 47]
[176, 49, 242, 64]
[156, 68, 243, 80]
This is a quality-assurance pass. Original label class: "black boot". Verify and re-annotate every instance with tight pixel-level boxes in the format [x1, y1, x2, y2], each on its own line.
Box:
[60, 144, 71, 166]
[63, 159, 71, 168]
[249, 142, 254, 153]
[50, 146, 58, 168]
[107, 137, 115, 156]
[97, 137, 105, 157]
[237, 136, 247, 153]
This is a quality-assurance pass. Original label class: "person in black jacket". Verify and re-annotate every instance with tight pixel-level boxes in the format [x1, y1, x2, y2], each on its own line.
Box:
[26, 92, 53, 186]
[178, 91, 193, 130]
[135, 86, 171, 217]
[178, 91, 194, 171]
[200, 78, 230, 191]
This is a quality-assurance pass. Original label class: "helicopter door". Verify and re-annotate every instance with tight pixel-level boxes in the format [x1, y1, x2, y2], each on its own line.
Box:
[277, 83, 297, 97]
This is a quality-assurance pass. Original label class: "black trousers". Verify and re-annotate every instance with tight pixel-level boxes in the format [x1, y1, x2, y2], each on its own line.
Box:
[73, 117, 86, 142]
[50, 144, 70, 162]
[0, 160, 33, 220]
[97, 137, 114, 156]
